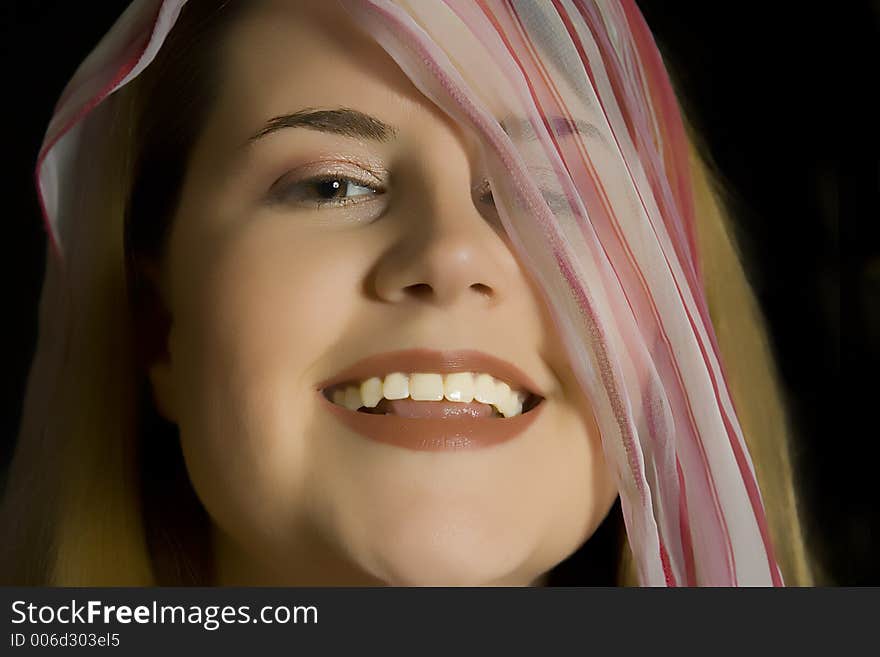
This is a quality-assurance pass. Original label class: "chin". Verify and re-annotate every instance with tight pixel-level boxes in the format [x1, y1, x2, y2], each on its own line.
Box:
[353, 515, 539, 587]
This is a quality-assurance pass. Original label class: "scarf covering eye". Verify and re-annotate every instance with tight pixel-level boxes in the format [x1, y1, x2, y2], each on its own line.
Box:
[35, 0, 783, 586]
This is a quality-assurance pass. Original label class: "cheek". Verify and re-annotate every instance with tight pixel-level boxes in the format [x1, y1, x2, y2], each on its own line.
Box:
[512, 370, 618, 571]
[534, 397, 619, 557]
[167, 226, 364, 542]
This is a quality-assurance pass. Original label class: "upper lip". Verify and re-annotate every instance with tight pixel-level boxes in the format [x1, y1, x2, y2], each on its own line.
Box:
[316, 348, 545, 397]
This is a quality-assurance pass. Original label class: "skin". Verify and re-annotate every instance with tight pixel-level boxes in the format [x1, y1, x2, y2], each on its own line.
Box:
[148, 0, 618, 586]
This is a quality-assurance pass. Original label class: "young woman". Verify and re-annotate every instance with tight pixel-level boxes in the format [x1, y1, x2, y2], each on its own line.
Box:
[1, 0, 819, 586]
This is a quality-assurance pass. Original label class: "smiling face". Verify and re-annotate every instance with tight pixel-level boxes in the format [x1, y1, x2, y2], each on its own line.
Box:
[146, 0, 618, 586]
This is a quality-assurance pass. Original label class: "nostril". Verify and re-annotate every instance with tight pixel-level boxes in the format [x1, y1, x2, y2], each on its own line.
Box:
[471, 283, 491, 297]
[405, 283, 432, 299]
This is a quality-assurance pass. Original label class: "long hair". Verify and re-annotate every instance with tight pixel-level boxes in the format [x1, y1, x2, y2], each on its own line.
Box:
[0, 0, 823, 586]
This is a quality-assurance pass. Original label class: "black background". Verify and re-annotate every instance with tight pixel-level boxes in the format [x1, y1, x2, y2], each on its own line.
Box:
[0, 2, 863, 583]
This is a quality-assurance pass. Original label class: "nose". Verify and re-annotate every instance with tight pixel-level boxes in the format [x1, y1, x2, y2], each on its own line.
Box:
[373, 230, 503, 308]
[371, 140, 518, 309]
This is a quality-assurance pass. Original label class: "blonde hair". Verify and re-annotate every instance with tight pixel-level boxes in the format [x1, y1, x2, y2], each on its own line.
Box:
[0, 4, 823, 587]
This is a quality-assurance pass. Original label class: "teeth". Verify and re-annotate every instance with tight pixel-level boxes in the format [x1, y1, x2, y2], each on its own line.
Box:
[382, 372, 410, 400]
[444, 372, 474, 402]
[410, 373, 444, 401]
[360, 377, 383, 408]
[343, 386, 362, 411]
[473, 373, 497, 405]
[499, 389, 527, 418]
[327, 372, 535, 418]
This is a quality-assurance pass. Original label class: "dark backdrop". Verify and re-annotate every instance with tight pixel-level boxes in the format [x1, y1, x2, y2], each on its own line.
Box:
[1, 2, 862, 583]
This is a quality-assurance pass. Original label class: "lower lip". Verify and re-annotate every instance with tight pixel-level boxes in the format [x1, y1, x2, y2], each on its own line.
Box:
[315, 390, 545, 451]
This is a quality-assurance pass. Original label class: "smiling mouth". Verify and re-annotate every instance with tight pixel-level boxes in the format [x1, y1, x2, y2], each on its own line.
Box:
[315, 350, 547, 425]
[316, 373, 547, 450]
[321, 390, 545, 419]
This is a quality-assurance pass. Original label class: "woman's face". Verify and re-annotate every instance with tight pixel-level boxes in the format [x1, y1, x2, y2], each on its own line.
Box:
[149, 0, 618, 585]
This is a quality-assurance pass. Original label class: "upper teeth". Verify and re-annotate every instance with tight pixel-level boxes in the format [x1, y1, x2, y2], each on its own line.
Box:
[328, 372, 530, 418]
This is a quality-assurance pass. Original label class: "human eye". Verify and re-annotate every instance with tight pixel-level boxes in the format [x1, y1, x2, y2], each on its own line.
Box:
[475, 178, 569, 215]
[269, 172, 385, 208]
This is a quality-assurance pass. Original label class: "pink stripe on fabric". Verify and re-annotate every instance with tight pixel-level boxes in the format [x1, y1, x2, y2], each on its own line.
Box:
[624, 137, 739, 583]
[619, 0, 699, 283]
[35, 0, 167, 264]
[676, 457, 697, 585]
[610, 106, 738, 581]
[54, 6, 153, 115]
[682, 299, 783, 585]
[658, 539, 675, 586]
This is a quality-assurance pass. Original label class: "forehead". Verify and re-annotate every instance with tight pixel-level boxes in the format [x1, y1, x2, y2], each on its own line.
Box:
[211, 0, 442, 137]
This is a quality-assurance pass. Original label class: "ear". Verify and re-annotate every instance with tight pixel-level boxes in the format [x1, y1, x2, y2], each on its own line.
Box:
[134, 258, 179, 423]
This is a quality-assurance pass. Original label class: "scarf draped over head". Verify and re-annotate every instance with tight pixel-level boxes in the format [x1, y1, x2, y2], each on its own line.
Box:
[36, 0, 783, 586]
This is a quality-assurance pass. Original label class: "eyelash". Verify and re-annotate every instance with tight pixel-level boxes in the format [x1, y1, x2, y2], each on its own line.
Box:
[274, 175, 384, 208]
[272, 174, 496, 209]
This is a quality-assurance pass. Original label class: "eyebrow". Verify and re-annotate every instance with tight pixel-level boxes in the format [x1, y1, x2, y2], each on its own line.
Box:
[246, 107, 398, 145]
[245, 107, 602, 147]
[499, 115, 604, 144]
